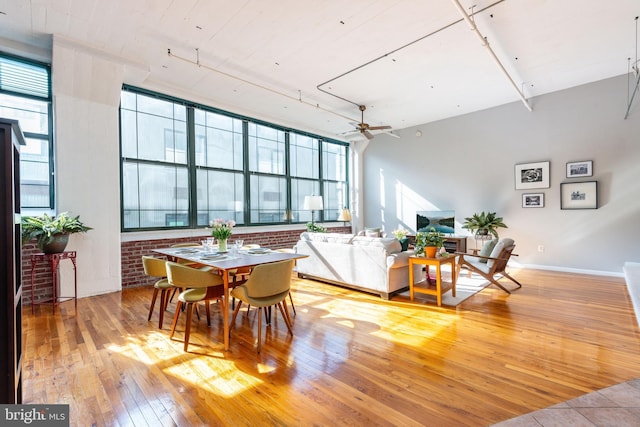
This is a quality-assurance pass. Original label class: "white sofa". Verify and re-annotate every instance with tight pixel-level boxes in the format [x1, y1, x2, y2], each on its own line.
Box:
[295, 232, 421, 299]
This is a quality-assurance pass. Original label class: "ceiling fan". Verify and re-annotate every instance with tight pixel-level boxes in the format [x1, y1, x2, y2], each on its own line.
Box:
[342, 105, 399, 140]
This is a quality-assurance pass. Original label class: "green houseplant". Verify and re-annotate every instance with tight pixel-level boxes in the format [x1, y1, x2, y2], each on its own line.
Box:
[415, 227, 444, 258]
[21, 212, 92, 254]
[462, 211, 507, 239]
[306, 222, 327, 233]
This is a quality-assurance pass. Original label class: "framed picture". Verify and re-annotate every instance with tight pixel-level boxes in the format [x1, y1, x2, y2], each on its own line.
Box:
[566, 160, 593, 178]
[560, 181, 598, 209]
[515, 161, 550, 189]
[522, 193, 544, 208]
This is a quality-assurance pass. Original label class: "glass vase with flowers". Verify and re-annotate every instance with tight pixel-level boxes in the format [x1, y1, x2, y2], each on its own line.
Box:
[210, 219, 235, 252]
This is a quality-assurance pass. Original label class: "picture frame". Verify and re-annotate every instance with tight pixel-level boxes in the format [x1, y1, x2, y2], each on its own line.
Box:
[522, 193, 544, 208]
[515, 161, 550, 190]
[566, 160, 593, 178]
[560, 181, 598, 210]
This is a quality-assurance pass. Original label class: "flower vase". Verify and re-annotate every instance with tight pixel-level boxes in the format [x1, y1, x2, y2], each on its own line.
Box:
[217, 239, 227, 252]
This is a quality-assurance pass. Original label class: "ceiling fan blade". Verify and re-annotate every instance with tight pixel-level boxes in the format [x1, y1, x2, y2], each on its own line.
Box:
[338, 129, 361, 136]
[363, 130, 374, 140]
[368, 125, 391, 131]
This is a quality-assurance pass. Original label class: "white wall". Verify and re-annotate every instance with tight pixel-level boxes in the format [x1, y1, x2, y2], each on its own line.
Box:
[51, 39, 124, 297]
[363, 74, 640, 274]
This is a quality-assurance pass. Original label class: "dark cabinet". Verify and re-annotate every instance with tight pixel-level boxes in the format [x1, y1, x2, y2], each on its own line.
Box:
[0, 118, 25, 404]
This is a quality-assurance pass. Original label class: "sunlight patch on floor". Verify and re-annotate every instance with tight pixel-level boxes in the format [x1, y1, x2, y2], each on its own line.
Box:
[107, 331, 263, 398]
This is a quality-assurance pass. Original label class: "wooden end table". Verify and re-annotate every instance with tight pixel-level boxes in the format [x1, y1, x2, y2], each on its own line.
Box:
[408, 255, 457, 306]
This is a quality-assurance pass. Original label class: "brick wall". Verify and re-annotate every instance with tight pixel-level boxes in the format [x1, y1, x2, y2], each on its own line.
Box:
[22, 226, 351, 304]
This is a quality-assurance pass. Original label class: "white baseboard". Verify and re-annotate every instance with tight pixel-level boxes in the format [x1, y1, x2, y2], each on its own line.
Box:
[514, 262, 624, 278]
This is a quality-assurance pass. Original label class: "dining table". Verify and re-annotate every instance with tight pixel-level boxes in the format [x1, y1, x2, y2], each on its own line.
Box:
[153, 245, 307, 351]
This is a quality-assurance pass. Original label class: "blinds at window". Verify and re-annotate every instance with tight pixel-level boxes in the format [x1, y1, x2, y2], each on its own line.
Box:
[0, 56, 50, 99]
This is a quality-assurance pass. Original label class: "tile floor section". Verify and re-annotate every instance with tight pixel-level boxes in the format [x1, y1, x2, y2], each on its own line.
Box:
[492, 379, 640, 426]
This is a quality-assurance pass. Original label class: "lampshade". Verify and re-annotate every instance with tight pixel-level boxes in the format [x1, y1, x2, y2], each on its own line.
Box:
[303, 195, 324, 211]
[337, 208, 352, 222]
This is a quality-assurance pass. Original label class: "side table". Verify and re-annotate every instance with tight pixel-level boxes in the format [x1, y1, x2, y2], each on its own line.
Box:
[30, 251, 78, 314]
[408, 255, 457, 306]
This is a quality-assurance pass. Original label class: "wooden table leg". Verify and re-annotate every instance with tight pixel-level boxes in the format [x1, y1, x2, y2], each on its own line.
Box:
[435, 263, 442, 306]
[223, 270, 230, 351]
[451, 257, 457, 298]
[409, 259, 415, 301]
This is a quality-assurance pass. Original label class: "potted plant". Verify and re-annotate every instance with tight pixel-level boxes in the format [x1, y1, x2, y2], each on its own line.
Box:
[414, 227, 444, 258]
[306, 222, 327, 233]
[461, 211, 507, 239]
[21, 212, 92, 254]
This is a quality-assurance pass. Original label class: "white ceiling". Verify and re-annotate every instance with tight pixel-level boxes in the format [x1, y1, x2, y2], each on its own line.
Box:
[0, 0, 638, 141]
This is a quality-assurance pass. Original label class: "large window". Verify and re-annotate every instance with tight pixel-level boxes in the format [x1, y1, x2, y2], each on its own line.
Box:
[0, 54, 53, 210]
[120, 86, 349, 231]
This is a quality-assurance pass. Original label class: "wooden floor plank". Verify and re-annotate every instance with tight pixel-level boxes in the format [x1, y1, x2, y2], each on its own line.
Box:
[21, 268, 640, 426]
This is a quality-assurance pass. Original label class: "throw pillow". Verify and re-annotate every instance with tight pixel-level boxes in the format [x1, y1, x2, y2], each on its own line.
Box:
[478, 239, 498, 263]
[364, 227, 381, 237]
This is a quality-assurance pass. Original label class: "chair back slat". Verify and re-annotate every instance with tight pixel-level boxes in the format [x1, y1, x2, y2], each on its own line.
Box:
[243, 259, 294, 298]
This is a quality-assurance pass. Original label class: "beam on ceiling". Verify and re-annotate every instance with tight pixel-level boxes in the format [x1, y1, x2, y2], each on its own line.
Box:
[451, 0, 532, 112]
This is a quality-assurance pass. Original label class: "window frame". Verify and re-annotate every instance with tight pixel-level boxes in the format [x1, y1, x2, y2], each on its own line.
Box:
[0, 52, 54, 211]
[119, 85, 349, 231]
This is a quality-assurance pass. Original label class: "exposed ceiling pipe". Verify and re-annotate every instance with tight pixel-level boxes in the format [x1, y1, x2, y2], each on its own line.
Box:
[624, 16, 639, 120]
[450, 0, 532, 112]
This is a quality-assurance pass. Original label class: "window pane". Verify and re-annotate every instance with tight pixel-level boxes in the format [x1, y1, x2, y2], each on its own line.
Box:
[20, 136, 51, 208]
[323, 143, 347, 181]
[290, 133, 319, 179]
[122, 161, 189, 229]
[250, 175, 286, 223]
[194, 109, 243, 170]
[323, 181, 347, 221]
[291, 178, 320, 223]
[196, 169, 244, 226]
[0, 94, 49, 134]
[248, 122, 285, 174]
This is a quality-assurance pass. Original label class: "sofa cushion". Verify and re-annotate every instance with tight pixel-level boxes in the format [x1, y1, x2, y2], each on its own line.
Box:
[352, 236, 401, 254]
[300, 232, 354, 244]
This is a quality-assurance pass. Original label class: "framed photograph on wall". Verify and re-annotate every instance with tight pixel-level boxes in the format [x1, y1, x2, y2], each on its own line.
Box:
[566, 160, 593, 178]
[522, 193, 544, 208]
[515, 161, 550, 189]
[560, 181, 598, 209]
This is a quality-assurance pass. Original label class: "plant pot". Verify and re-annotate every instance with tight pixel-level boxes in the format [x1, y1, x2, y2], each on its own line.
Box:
[425, 246, 438, 258]
[41, 233, 69, 254]
[399, 237, 410, 251]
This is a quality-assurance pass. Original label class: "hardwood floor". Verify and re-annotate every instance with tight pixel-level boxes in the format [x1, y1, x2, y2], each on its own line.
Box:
[22, 268, 640, 426]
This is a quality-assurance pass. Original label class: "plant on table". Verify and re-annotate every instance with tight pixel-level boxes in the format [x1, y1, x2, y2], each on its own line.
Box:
[414, 227, 444, 257]
[461, 211, 507, 239]
[21, 212, 92, 253]
[210, 219, 235, 240]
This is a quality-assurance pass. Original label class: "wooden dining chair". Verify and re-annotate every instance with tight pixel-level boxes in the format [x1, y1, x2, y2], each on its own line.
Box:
[230, 259, 295, 353]
[165, 261, 225, 352]
[142, 256, 173, 329]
